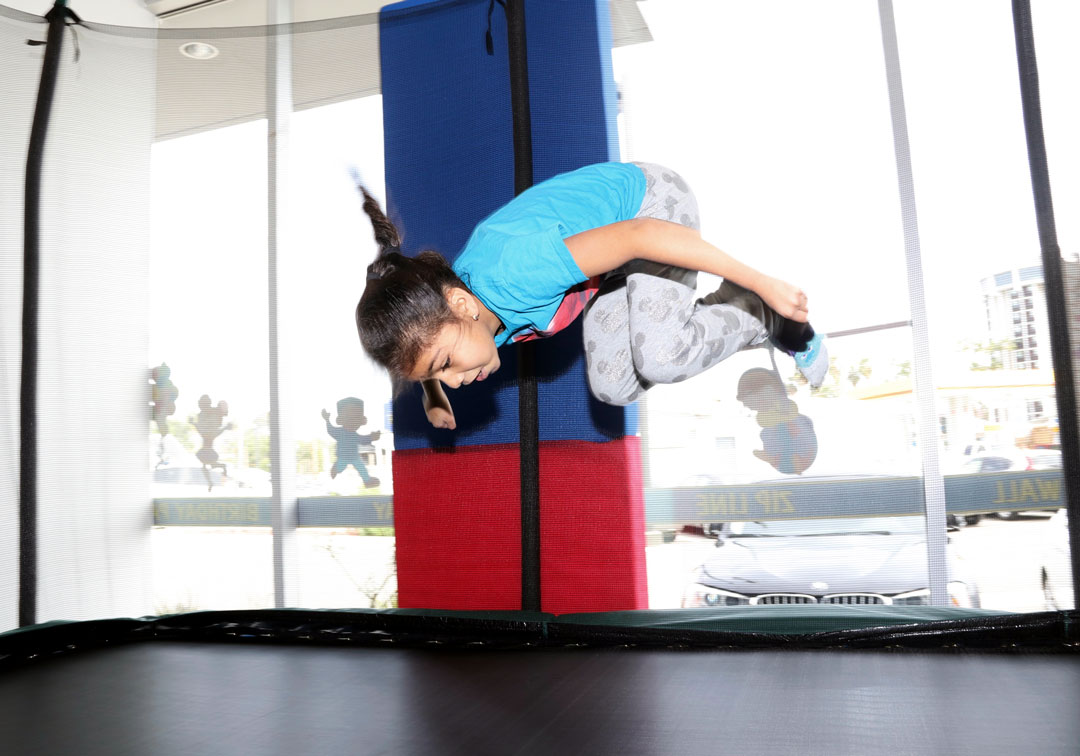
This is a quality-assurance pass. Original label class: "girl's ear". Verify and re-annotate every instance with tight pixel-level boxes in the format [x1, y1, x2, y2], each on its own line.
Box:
[445, 287, 473, 318]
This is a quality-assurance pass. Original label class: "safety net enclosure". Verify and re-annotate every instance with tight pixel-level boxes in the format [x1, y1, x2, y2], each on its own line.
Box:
[1, 0, 1080, 753]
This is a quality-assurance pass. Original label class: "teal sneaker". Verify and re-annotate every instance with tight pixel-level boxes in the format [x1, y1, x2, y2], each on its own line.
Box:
[789, 331, 828, 388]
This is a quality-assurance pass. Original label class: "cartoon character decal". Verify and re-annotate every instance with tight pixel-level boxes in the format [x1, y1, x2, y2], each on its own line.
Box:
[322, 397, 381, 488]
[193, 394, 233, 491]
[149, 363, 179, 468]
[737, 367, 817, 475]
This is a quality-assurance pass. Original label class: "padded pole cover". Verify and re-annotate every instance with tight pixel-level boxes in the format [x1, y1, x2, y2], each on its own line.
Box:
[380, 0, 647, 612]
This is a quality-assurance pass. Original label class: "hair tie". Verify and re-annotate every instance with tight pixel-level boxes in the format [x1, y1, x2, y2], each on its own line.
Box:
[367, 245, 402, 281]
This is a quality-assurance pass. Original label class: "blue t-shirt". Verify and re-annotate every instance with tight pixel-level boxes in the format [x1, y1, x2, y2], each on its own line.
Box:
[453, 162, 647, 347]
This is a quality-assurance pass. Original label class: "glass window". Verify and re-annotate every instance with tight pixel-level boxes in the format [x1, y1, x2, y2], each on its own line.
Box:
[616, 2, 925, 609]
[150, 120, 270, 502]
[286, 96, 392, 498]
[1028, 399, 1045, 421]
[149, 94, 395, 613]
[150, 121, 273, 611]
[622, 0, 1073, 614]
[152, 527, 273, 613]
[894, 0, 1068, 612]
[140, 2, 1075, 618]
[298, 528, 397, 609]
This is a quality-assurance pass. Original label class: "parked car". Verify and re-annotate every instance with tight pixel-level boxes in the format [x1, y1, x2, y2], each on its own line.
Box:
[1039, 508, 1074, 610]
[959, 449, 1062, 521]
[947, 512, 984, 528]
[945, 453, 1028, 528]
[1029, 450, 1063, 470]
[959, 447, 1062, 474]
[960, 449, 1034, 474]
[683, 515, 980, 608]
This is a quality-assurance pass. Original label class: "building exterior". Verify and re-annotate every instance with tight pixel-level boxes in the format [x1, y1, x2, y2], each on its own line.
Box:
[981, 264, 1050, 371]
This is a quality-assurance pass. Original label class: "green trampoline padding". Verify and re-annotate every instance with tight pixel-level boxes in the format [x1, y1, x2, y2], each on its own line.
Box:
[2, 605, 1015, 642]
[551, 605, 1012, 634]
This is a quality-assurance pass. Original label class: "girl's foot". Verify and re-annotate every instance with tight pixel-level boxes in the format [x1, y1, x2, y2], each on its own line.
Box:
[783, 331, 828, 388]
[771, 317, 813, 354]
[715, 279, 827, 386]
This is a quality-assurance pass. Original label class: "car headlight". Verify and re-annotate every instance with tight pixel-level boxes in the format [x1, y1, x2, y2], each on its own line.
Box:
[891, 588, 930, 606]
[892, 584, 973, 607]
[682, 583, 751, 608]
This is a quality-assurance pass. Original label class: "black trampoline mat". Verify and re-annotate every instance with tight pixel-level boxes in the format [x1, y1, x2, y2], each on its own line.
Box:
[1, 642, 1078, 756]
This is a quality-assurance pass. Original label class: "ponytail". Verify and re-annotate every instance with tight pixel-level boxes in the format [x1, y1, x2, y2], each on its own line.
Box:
[359, 185, 401, 261]
[354, 183, 469, 383]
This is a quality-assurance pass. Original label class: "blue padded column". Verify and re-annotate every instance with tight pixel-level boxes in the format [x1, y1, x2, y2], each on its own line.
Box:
[381, 0, 630, 449]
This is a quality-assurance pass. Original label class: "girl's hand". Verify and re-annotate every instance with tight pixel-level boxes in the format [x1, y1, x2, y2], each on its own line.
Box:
[422, 379, 456, 430]
[759, 276, 809, 323]
[426, 405, 456, 430]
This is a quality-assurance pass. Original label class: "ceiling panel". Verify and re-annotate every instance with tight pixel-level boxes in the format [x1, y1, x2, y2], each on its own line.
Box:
[151, 0, 650, 141]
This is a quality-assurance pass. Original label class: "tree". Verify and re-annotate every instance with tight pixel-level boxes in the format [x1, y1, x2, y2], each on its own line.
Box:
[319, 539, 398, 609]
[164, 418, 197, 452]
[296, 439, 331, 475]
[962, 338, 1015, 371]
[245, 413, 271, 473]
[790, 355, 843, 398]
[847, 358, 872, 387]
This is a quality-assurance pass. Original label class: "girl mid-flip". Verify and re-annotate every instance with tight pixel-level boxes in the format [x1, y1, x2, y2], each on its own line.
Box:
[355, 162, 827, 430]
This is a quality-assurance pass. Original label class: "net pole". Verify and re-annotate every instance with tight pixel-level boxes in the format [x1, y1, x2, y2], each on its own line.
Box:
[877, 0, 949, 605]
[21, 0, 71, 628]
[267, 0, 299, 608]
[504, 0, 541, 613]
[1011, 0, 1080, 611]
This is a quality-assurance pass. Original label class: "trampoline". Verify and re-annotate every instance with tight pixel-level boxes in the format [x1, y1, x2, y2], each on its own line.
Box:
[2, 609, 1080, 755]
[3, 1, 1080, 754]
[3, 644, 1080, 755]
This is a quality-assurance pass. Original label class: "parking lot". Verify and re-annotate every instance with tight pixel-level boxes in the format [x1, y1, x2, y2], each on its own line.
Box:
[646, 511, 1060, 612]
[950, 511, 1058, 612]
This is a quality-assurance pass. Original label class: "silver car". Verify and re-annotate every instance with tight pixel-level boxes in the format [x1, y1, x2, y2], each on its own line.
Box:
[683, 515, 981, 608]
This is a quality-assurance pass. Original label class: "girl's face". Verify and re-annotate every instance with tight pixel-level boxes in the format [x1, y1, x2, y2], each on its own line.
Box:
[412, 314, 501, 389]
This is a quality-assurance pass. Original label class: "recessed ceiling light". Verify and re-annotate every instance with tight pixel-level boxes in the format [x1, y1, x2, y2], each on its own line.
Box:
[179, 42, 219, 60]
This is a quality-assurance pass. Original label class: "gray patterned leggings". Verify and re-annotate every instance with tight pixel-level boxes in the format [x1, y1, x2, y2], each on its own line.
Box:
[582, 162, 773, 406]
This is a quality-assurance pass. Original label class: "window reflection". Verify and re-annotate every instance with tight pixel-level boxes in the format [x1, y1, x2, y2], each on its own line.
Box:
[623, 1, 1073, 614]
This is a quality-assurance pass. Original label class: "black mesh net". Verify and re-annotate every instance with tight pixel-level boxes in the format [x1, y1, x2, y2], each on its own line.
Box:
[1, 0, 1077, 642]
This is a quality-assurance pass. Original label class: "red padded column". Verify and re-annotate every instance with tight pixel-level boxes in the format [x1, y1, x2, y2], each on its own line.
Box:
[539, 437, 647, 614]
[392, 437, 646, 613]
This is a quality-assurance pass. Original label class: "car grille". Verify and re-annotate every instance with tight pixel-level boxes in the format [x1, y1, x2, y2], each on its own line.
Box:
[752, 593, 889, 605]
[821, 594, 888, 605]
[753, 594, 817, 605]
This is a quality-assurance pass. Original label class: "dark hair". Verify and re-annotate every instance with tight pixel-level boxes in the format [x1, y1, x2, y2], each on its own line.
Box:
[354, 186, 469, 383]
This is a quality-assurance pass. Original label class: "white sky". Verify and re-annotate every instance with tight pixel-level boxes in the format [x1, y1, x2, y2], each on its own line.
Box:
[149, 0, 1080, 459]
